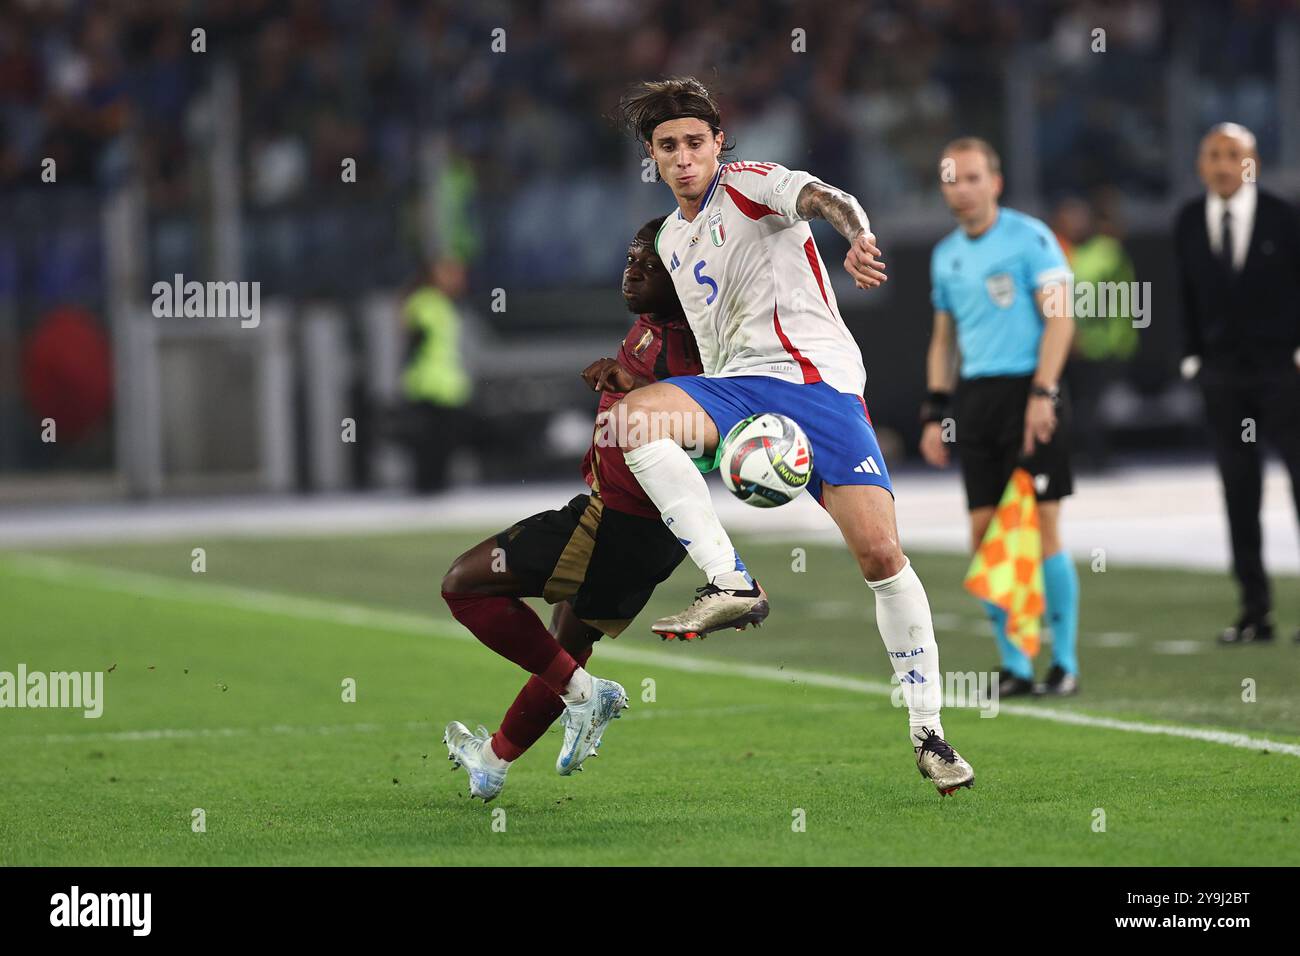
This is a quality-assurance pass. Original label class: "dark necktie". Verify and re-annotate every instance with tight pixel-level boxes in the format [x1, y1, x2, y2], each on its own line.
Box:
[1219, 209, 1234, 271]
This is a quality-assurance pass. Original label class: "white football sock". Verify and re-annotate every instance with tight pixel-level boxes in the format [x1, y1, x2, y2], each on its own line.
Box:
[560, 667, 593, 706]
[483, 737, 511, 768]
[624, 438, 752, 585]
[865, 559, 944, 747]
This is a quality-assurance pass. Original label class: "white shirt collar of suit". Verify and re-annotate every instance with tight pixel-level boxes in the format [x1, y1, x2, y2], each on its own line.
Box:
[1205, 182, 1256, 268]
[1206, 181, 1255, 224]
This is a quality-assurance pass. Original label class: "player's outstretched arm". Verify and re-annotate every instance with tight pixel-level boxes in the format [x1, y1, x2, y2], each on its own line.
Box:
[795, 181, 887, 290]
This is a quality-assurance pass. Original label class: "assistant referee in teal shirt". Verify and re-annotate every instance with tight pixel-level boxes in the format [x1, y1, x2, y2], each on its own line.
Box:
[921, 137, 1080, 698]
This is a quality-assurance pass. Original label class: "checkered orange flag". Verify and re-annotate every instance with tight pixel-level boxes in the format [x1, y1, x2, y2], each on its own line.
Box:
[963, 467, 1045, 655]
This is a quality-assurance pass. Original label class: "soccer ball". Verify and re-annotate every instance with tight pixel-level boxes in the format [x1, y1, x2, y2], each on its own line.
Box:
[719, 413, 813, 508]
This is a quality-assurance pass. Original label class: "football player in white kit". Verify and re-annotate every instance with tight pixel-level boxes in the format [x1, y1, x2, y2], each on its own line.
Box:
[610, 77, 973, 794]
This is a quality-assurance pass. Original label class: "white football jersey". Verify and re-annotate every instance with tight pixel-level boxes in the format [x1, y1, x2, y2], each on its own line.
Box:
[654, 160, 867, 395]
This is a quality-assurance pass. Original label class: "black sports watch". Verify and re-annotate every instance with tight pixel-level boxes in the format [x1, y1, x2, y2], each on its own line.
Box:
[920, 390, 953, 425]
[1030, 383, 1060, 405]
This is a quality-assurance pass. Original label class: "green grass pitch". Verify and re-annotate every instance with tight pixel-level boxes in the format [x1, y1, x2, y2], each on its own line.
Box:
[1, 527, 1298, 866]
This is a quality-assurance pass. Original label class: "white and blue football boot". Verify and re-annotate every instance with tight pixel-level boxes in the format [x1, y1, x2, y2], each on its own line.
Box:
[443, 721, 508, 802]
[555, 677, 629, 776]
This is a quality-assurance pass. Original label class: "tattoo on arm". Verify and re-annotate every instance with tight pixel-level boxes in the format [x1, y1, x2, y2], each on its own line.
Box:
[795, 182, 870, 243]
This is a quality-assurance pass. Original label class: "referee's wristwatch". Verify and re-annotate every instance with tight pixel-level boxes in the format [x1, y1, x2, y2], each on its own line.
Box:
[1029, 383, 1060, 406]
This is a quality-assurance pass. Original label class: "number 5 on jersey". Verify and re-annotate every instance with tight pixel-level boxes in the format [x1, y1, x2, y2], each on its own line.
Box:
[694, 260, 718, 305]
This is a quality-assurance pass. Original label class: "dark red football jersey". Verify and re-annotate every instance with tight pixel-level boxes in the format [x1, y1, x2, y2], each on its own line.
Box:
[581, 313, 702, 518]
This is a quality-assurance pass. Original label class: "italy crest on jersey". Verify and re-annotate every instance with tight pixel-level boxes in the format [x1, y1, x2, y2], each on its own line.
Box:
[708, 208, 726, 247]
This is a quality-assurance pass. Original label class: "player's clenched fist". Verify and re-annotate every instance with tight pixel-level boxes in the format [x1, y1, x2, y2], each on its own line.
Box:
[844, 232, 888, 290]
[581, 357, 638, 393]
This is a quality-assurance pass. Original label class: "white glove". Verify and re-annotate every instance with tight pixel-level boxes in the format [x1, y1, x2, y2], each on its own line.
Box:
[1180, 355, 1202, 380]
[1294, 347, 1300, 370]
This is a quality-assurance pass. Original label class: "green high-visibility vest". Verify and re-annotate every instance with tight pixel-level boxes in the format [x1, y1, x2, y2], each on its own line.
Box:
[402, 287, 471, 406]
[1071, 236, 1139, 362]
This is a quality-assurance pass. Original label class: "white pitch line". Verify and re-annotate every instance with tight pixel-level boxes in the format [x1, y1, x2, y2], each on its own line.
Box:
[2, 554, 454, 640]
[4, 554, 1300, 759]
[988, 704, 1298, 754]
[18, 703, 869, 746]
[29, 721, 419, 744]
[1152, 640, 1204, 655]
[1092, 631, 1139, 647]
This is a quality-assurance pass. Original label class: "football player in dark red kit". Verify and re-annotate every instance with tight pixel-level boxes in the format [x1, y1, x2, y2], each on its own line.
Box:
[440, 216, 702, 800]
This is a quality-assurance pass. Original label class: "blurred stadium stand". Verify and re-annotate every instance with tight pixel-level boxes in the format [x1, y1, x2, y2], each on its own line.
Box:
[2, 0, 1298, 499]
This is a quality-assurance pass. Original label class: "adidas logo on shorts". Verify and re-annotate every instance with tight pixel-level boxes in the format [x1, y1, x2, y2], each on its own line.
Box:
[852, 456, 883, 476]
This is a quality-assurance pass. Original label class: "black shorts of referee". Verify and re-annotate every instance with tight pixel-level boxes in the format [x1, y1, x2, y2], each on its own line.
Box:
[954, 374, 1074, 510]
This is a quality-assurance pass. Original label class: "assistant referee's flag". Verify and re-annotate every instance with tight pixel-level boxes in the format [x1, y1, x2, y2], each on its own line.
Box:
[963, 467, 1045, 655]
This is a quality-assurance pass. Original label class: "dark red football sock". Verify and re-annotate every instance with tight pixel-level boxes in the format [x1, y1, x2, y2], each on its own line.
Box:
[493, 644, 594, 761]
[441, 591, 579, 694]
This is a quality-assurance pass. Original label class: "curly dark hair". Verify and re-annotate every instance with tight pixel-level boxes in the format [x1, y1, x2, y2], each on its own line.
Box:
[635, 215, 668, 244]
[615, 76, 735, 162]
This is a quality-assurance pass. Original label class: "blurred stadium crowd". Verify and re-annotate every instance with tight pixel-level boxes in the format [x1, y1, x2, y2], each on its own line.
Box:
[1, 0, 1297, 489]
[2, 0, 1289, 293]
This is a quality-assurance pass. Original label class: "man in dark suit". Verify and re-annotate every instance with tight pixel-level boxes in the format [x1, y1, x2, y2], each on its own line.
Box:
[1174, 123, 1300, 644]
